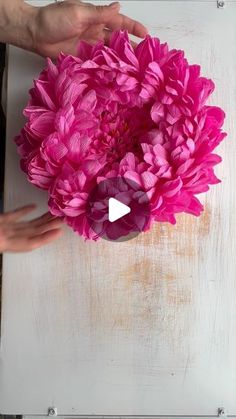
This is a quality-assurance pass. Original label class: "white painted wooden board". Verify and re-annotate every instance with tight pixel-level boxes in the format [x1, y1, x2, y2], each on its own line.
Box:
[1, 0, 236, 416]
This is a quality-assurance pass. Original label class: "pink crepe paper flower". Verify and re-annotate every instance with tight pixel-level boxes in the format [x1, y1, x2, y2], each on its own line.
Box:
[15, 30, 226, 240]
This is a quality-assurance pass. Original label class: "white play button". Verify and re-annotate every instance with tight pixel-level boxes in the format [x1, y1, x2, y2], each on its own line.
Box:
[108, 197, 131, 223]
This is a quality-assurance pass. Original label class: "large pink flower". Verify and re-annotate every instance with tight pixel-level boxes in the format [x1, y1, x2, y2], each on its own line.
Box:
[15, 30, 226, 240]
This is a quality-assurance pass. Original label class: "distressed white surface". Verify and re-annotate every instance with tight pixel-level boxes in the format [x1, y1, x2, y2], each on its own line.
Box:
[1, 0, 236, 416]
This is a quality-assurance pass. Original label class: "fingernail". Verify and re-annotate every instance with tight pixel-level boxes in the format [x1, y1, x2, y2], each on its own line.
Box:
[109, 2, 119, 8]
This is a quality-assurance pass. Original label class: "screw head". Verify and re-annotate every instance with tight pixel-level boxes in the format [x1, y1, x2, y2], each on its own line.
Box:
[218, 407, 226, 417]
[48, 407, 57, 416]
[217, 1, 225, 8]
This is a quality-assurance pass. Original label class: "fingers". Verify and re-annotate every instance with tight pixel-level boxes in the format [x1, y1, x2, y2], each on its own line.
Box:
[34, 218, 63, 235]
[81, 2, 120, 24]
[27, 228, 63, 250]
[26, 211, 59, 227]
[85, 3, 148, 39]
[2, 207, 58, 226]
[106, 13, 148, 38]
[77, 24, 137, 49]
[6, 228, 63, 253]
[14, 216, 64, 235]
[0, 205, 65, 252]
[79, 22, 105, 43]
[1, 204, 36, 222]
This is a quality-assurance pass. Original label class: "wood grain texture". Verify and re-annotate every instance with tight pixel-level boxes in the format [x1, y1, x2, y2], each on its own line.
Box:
[1, 0, 236, 416]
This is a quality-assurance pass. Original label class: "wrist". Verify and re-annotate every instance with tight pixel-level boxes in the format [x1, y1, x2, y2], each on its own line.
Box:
[0, 0, 38, 51]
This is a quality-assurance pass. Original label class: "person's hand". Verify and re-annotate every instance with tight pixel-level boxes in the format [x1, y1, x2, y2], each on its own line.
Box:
[0, 204, 63, 253]
[0, 0, 148, 58]
[27, 0, 148, 59]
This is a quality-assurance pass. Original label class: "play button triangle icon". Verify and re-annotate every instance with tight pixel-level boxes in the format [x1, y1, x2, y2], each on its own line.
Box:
[108, 197, 131, 223]
[87, 177, 151, 241]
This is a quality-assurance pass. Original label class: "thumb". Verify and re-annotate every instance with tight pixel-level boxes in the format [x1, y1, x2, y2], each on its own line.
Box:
[87, 2, 121, 23]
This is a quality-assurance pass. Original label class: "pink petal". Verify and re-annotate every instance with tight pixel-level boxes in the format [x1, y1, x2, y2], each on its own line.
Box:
[151, 102, 165, 123]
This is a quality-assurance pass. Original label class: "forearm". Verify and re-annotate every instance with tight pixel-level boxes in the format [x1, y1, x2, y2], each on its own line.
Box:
[0, 0, 36, 50]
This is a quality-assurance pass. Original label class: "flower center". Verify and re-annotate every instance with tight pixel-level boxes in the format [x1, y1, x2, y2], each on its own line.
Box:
[91, 108, 154, 164]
